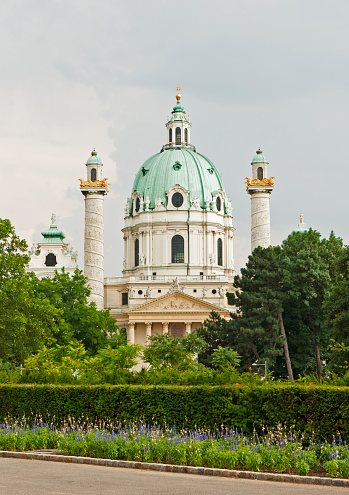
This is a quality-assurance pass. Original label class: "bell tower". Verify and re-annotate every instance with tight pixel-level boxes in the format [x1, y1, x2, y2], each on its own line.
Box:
[79, 150, 109, 310]
[246, 148, 274, 252]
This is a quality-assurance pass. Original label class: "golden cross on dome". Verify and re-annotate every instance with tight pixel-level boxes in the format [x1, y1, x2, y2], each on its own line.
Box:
[176, 85, 181, 102]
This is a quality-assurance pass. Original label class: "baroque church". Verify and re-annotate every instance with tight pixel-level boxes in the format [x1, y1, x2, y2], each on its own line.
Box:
[29, 89, 274, 347]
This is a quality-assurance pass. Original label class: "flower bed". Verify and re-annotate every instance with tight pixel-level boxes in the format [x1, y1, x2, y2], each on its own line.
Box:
[1, 419, 349, 478]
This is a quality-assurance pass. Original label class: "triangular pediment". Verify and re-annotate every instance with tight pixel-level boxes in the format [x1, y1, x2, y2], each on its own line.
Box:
[127, 290, 229, 315]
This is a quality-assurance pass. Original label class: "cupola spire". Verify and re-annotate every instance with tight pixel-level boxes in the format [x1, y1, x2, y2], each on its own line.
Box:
[163, 87, 194, 151]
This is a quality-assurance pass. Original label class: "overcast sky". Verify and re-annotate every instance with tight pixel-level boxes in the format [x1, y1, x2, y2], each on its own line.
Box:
[1, 0, 349, 275]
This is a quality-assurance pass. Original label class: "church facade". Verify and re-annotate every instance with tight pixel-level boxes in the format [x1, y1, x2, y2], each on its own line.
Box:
[77, 89, 274, 347]
[103, 90, 236, 344]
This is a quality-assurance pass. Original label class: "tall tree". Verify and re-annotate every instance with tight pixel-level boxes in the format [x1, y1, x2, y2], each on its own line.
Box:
[0, 218, 60, 363]
[323, 246, 349, 373]
[230, 245, 293, 379]
[281, 229, 343, 380]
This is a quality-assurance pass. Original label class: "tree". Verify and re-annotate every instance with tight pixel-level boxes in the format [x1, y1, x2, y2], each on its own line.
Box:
[197, 311, 238, 368]
[323, 246, 349, 373]
[281, 229, 343, 380]
[211, 346, 241, 372]
[32, 269, 119, 354]
[142, 332, 206, 370]
[0, 218, 60, 363]
[230, 245, 293, 379]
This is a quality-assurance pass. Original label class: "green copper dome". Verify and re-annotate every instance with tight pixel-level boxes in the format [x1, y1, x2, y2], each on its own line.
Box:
[40, 225, 66, 243]
[86, 149, 103, 165]
[130, 148, 226, 212]
[251, 148, 268, 164]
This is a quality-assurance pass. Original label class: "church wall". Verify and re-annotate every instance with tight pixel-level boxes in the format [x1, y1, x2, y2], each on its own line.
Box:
[135, 323, 146, 346]
[151, 322, 163, 336]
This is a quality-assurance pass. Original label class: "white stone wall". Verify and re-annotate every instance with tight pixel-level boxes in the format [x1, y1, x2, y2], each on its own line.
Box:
[250, 191, 271, 251]
[84, 192, 105, 310]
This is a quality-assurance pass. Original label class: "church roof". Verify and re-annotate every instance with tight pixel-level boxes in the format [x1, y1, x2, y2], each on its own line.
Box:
[251, 148, 268, 164]
[131, 148, 225, 210]
[86, 149, 103, 165]
[40, 225, 66, 243]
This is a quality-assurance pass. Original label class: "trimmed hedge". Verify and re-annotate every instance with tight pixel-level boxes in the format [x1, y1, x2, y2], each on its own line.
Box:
[1, 384, 349, 441]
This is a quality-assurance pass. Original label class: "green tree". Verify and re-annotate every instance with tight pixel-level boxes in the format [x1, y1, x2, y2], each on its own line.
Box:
[32, 269, 119, 354]
[211, 346, 241, 372]
[323, 246, 349, 373]
[142, 332, 206, 370]
[0, 218, 60, 363]
[230, 245, 293, 379]
[197, 311, 238, 368]
[281, 229, 343, 380]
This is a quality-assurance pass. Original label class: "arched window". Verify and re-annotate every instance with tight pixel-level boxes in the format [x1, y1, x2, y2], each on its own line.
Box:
[257, 167, 263, 180]
[45, 253, 57, 267]
[217, 238, 223, 266]
[184, 128, 188, 144]
[172, 235, 184, 263]
[135, 239, 139, 267]
[91, 168, 97, 182]
[175, 127, 181, 145]
[169, 128, 172, 143]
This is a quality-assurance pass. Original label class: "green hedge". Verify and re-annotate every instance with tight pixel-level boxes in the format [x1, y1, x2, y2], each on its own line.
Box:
[1, 384, 349, 441]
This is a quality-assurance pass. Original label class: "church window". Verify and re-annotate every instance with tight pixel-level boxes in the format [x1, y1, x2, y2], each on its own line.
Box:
[135, 239, 139, 266]
[175, 127, 181, 145]
[172, 235, 184, 263]
[122, 293, 128, 305]
[169, 128, 172, 143]
[135, 197, 140, 213]
[184, 128, 188, 144]
[216, 196, 221, 211]
[257, 167, 263, 180]
[45, 253, 57, 267]
[172, 192, 183, 208]
[217, 238, 223, 266]
[91, 168, 97, 182]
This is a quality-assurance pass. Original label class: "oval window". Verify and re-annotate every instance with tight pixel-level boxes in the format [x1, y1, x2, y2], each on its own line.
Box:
[172, 192, 183, 208]
[216, 197, 221, 211]
[135, 197, 140, 213]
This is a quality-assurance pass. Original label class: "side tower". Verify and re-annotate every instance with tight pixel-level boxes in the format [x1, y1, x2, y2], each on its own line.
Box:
[246, 148, 274, 252]
[79, 150, 109, 310]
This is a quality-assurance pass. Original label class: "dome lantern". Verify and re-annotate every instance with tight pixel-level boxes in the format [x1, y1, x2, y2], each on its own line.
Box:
[164, 86, 193, 151]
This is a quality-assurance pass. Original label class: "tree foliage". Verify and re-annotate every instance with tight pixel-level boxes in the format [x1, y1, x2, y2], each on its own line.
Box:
[198, 229, 344, 380]
[32, 269, 119, 354]
[0, 219, 60, 363]
[142, 332, 206, 370]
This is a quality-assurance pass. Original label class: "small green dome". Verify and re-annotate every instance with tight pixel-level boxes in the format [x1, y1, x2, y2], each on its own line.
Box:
[251, 148, 268, 164]
[86, 149, 103, 165]
[168, 102, 189, 123]
[130, 148, 226, 211]
[40, 226, 66, 243]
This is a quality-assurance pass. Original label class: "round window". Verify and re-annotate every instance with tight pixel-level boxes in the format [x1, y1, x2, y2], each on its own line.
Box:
[138, 290, 143, 295]
[135, 197, 140, 213]
[216, 197, 221, 211]
[212, 289, 217, 294]
[172, 192, 183, 208]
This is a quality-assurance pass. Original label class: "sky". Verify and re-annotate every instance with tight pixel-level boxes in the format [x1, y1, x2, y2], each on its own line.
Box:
[1, 0, 349, 276]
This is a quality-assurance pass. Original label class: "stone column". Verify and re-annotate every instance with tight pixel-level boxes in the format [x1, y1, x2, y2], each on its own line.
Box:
[185, 322, 192, 334]
[84, 192, 105, 310]
[127, 322, 135, 344]
[249, 190, 272, 251]
[162, 322, 169, 335]
[145, 322, 152, 340]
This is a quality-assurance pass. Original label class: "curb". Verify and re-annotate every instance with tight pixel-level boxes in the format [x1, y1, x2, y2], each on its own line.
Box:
[1, 450, 348, 487]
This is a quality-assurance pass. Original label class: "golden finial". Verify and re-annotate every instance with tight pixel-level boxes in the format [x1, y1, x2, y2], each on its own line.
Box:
[176, 85, 181, 102]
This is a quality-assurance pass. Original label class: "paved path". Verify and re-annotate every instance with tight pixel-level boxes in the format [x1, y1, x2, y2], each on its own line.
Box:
[1, 458, 348, 495]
